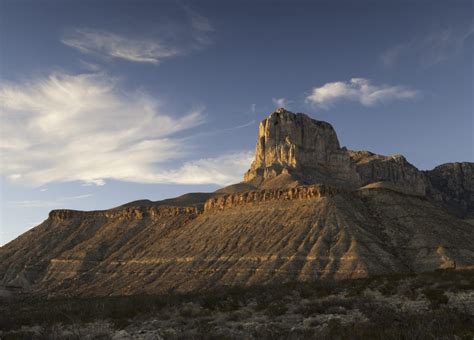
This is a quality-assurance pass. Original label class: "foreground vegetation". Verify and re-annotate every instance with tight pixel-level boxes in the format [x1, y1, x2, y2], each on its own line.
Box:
[1, 269, 473, 339]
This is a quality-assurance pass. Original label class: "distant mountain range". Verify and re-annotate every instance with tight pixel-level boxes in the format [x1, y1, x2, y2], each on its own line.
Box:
[1, 108, 473, 296]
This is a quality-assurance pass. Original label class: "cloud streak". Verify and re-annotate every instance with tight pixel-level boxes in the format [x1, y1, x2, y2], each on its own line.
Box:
[9, 194, 93, 208]
[381, 25, 474, 67]
[62, 29, 182, 64]
[305, 78, 419, 108]
[62, 6, 213, 64]
[133, 151, 253, 186]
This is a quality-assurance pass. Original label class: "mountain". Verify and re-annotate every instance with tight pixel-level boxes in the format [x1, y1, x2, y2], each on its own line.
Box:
[1, 108, 473, 296]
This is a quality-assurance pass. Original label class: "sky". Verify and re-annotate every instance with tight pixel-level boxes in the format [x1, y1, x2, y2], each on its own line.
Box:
[0, 0, 472, 245]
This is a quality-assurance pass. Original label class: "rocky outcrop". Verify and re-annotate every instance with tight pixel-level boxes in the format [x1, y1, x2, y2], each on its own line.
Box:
[204, 185, 342, 211]
[50, 206, 199, 221]
[425, 162, 474, 219]
[348, 151, 426, 196]
[242, 109, 428, 196]
[243, 108, 360, 189]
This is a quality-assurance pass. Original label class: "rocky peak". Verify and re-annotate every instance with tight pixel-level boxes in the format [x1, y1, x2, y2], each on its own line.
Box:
[244, 108, 360, 188]
[242, 109, 428, 195]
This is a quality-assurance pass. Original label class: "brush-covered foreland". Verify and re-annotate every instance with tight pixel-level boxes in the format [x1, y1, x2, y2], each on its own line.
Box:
[1, 269, 473, 339]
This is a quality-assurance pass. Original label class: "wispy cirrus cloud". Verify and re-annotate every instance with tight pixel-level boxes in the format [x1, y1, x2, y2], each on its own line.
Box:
[61, 6, 213, 64]
[62, 29, 182, 64]
[305, 78, 419, 109]
[0, 71, 206, 186]
[0, 71, 252, 187]
[134, 151, 253, 186]
[9, 194, 93, 208]
[381, 25, 474, 67]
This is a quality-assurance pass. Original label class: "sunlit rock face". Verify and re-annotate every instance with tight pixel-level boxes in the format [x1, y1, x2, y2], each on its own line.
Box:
[244, 108, 360, 189]
[243, 108, 427, 195]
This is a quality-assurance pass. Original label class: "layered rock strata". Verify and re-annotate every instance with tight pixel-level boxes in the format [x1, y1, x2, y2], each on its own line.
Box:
[204, 185, 341, 211]
[50, 206, 199, 221]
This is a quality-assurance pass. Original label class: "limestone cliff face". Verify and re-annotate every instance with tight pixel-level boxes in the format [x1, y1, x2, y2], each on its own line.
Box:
[425, 162, 474, 219]
[244, 108, 360, 188]
[49, 206, 198, 221]
[204, 185, 342, 211]
[243, 109, 426, 195]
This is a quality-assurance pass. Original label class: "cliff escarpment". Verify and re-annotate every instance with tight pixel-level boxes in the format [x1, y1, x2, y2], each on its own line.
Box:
[49, 206, 199, 221]
[204, 185, 342, 211]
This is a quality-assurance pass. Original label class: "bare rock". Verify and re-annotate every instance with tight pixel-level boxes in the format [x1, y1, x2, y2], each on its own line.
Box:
[425, 162, 474, 218]
[243, 109, 426, 196]
[244, 108, 360, 189]
[348, 150, 426, 196]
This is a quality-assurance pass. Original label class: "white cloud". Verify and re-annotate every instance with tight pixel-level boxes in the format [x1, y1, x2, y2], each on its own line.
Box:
[62, 7, 213, 64]
[381, 25, 474, 67]
[9, 194, 93, 208]
[62, 29, 181, 64]
[305, 78, 418, 108]
[0, 71, 206, 186]
[0, 71, 254, 187]
[128, 151, 254, 186]
[272, 97, 291, 109]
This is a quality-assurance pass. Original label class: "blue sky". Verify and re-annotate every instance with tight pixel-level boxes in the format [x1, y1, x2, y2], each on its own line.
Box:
[0, 0, 472, 245]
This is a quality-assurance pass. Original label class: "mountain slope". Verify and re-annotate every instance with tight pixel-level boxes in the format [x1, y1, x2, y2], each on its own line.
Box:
[1, 185, 473, 296]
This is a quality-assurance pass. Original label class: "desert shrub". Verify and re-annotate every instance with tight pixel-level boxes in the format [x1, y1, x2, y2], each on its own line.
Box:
[379, 280, 398, 296]
[296, 284, 316, 299]
[325, 305, 347, 315]
[456, 278, 474, 291]
[356, 301, 400, 328]
[398, 284, 418, 300]
[220, 297, 241, 312]
[296, 301, 325, 317]
[1, 269, 472, 337]
[423, 288, 449, 308]
[225, 309, 250, 321]
[264, 302, 288, 317]
[316, 307, 474, 340]
[297, 296, 354, 317]
[199, 293, 223, 310]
